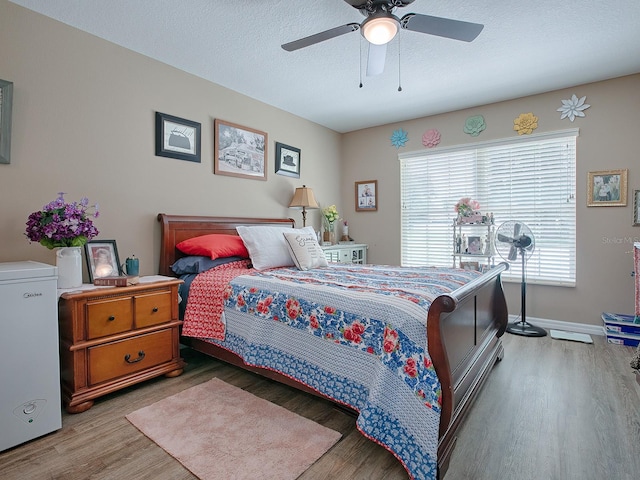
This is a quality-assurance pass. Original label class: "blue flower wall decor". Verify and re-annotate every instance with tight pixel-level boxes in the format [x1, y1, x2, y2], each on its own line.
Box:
[391, 128, 409, 148]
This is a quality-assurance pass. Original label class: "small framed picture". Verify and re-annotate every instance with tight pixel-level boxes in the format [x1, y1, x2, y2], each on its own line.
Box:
[587, 169, 627, 207]
[460, 261, 480, 271]
[634, 190, 640, 226]
[155, 112, 201, 163]
[274, 142, 300, 178]
[0, 79, 13, 164]
[215, 119, 267, 180]
[467, 236, 482, 254]
[355, 180, 378, 212]
[84, 240, 122, 282]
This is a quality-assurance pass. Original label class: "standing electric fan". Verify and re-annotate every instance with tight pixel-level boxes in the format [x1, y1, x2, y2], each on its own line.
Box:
[494, 221, 546, 337]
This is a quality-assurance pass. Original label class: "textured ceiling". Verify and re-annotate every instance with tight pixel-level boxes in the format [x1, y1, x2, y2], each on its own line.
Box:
[9, 0, 640, 133]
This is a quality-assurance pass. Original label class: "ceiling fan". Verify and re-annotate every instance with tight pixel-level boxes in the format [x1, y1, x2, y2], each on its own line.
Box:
[281, 0, 484, 76]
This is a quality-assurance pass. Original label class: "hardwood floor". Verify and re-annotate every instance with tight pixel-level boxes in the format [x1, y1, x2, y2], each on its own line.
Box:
[1, 334, 639, 480]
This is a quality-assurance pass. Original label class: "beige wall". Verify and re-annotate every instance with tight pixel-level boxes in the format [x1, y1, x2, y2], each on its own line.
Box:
[0, 1, 342, 277]
[3, 1, 638, 328]
[342, 74, 640, 326]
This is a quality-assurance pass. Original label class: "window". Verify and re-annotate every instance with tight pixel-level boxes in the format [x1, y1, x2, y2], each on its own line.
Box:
[400, 129, 578, 286]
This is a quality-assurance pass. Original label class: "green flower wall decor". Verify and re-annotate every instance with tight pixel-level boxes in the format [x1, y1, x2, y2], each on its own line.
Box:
[463, 115, 486, 136]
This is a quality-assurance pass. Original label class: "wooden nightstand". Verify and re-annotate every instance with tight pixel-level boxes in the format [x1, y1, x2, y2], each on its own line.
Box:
[321, 243, 368, 264]
[58, 279, 185, 413]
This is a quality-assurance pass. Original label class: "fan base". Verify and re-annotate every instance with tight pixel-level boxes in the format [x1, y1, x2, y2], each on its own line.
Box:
[506, 321, 547, 337]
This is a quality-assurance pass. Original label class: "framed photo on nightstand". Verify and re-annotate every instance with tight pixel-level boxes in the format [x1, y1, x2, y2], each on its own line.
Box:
[84, 240, 122, 282]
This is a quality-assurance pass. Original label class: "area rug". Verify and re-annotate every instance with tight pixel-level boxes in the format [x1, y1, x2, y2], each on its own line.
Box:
[126, 378, 341, 480]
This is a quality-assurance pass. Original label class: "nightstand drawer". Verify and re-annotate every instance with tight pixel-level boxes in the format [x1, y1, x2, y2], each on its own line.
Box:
[86, 297, 133, 339]
[135, 290, 172, 328]
[321, 244, 367, 264]
[88, 329, 173, 385]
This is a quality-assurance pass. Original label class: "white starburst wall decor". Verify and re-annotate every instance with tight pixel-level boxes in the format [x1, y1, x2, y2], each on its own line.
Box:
[557, 94, 590, 122]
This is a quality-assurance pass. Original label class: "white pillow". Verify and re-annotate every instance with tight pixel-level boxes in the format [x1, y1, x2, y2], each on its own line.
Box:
[237, 225, 315, 271]
[283, 231, 328, 271]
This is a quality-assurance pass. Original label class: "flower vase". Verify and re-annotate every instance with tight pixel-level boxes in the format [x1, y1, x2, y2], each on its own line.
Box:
[323, 223, 336, 244]
[56, 246, 83, 288]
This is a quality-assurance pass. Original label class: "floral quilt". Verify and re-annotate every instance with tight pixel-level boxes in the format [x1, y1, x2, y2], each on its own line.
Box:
[184, 263, 481, 480]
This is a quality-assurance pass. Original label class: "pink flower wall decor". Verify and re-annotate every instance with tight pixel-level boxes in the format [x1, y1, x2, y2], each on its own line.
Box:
[422, 129, 441, 148]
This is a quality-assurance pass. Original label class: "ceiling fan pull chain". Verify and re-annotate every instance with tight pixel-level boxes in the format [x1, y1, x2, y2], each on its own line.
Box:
[398, 34, 402, 92]
[359, 36, 364, 88]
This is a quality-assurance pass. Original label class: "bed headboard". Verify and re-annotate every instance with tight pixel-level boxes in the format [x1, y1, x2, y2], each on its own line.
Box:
[157, 213, 296, 276]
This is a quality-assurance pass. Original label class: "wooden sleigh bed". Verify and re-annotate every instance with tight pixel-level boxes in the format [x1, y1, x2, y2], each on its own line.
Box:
[157, 213, 509, 479]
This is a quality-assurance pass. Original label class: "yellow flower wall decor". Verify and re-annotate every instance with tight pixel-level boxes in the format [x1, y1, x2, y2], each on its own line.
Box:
[513, 112, 538, 135]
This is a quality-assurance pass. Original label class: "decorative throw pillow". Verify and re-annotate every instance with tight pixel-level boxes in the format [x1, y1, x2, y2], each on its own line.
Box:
[283, 231, 328, 271]
[236, 225, 315, 271]
[170, 255, 245, 275]
[176, 234, 249, 260]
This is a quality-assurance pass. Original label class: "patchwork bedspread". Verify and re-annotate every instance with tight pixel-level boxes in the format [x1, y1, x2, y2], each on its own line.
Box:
[183, 263, 481, 480]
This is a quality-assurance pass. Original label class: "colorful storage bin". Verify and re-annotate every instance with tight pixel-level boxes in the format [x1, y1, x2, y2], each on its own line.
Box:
[602, 312, 640, 347]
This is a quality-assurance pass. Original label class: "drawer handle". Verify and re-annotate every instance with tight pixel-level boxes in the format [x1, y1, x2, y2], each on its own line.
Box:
[124, 350, 145, 364]
[108, 315, 116, 321]
[152, 307, 159, 313]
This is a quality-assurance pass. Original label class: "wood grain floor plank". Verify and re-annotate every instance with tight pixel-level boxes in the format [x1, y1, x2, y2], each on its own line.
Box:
[1, 336, 638, 480]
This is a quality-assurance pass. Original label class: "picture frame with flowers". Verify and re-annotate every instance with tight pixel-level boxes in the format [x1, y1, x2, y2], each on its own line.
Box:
[587, 169, 627, 207]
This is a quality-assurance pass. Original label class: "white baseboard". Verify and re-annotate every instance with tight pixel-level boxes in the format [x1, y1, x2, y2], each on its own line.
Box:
[508, 315, 605, 336]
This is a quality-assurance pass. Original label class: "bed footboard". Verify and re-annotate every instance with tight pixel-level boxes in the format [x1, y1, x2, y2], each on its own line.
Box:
[427, 262, 509, 476]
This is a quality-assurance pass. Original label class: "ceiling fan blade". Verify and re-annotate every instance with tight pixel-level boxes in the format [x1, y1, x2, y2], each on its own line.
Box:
[282, 23, 360, 52]
[366, 42, 387, 76]
[401, 13, 484, 42]
[344, 0, 416, 8]
[508, 245, 518, 261]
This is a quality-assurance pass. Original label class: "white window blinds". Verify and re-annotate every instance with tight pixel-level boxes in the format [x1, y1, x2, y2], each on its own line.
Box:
[399, 129, 578, 286]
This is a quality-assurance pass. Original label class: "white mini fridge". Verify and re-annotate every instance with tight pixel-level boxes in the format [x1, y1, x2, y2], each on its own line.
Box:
[0, 261, 62, 451]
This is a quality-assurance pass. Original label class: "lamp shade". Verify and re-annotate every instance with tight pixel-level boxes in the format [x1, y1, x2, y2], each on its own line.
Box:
[289, 185, 319, 227]
[361, 13, 400, 45]
[289, 185, 319, 209]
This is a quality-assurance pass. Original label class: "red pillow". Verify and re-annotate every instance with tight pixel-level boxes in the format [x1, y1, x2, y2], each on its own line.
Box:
[176, 234, 249, 260]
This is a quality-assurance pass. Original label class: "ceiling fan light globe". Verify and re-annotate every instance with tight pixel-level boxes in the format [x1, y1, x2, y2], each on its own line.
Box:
[361, 14, 399, 45]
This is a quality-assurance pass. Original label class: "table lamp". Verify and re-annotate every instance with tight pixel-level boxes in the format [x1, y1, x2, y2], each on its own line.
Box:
[289, 185, 319, 227]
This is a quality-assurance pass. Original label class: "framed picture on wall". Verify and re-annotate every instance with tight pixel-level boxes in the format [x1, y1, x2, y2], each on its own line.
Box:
[355, 180, 377, 212]
[274, 142, 300, 178]
[634, 190, 640, 226]
[0, 79, 13, 164]
[587, 169, 627, 207]
[155, 112, 201, 163]
[214, 119, 267, 180]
